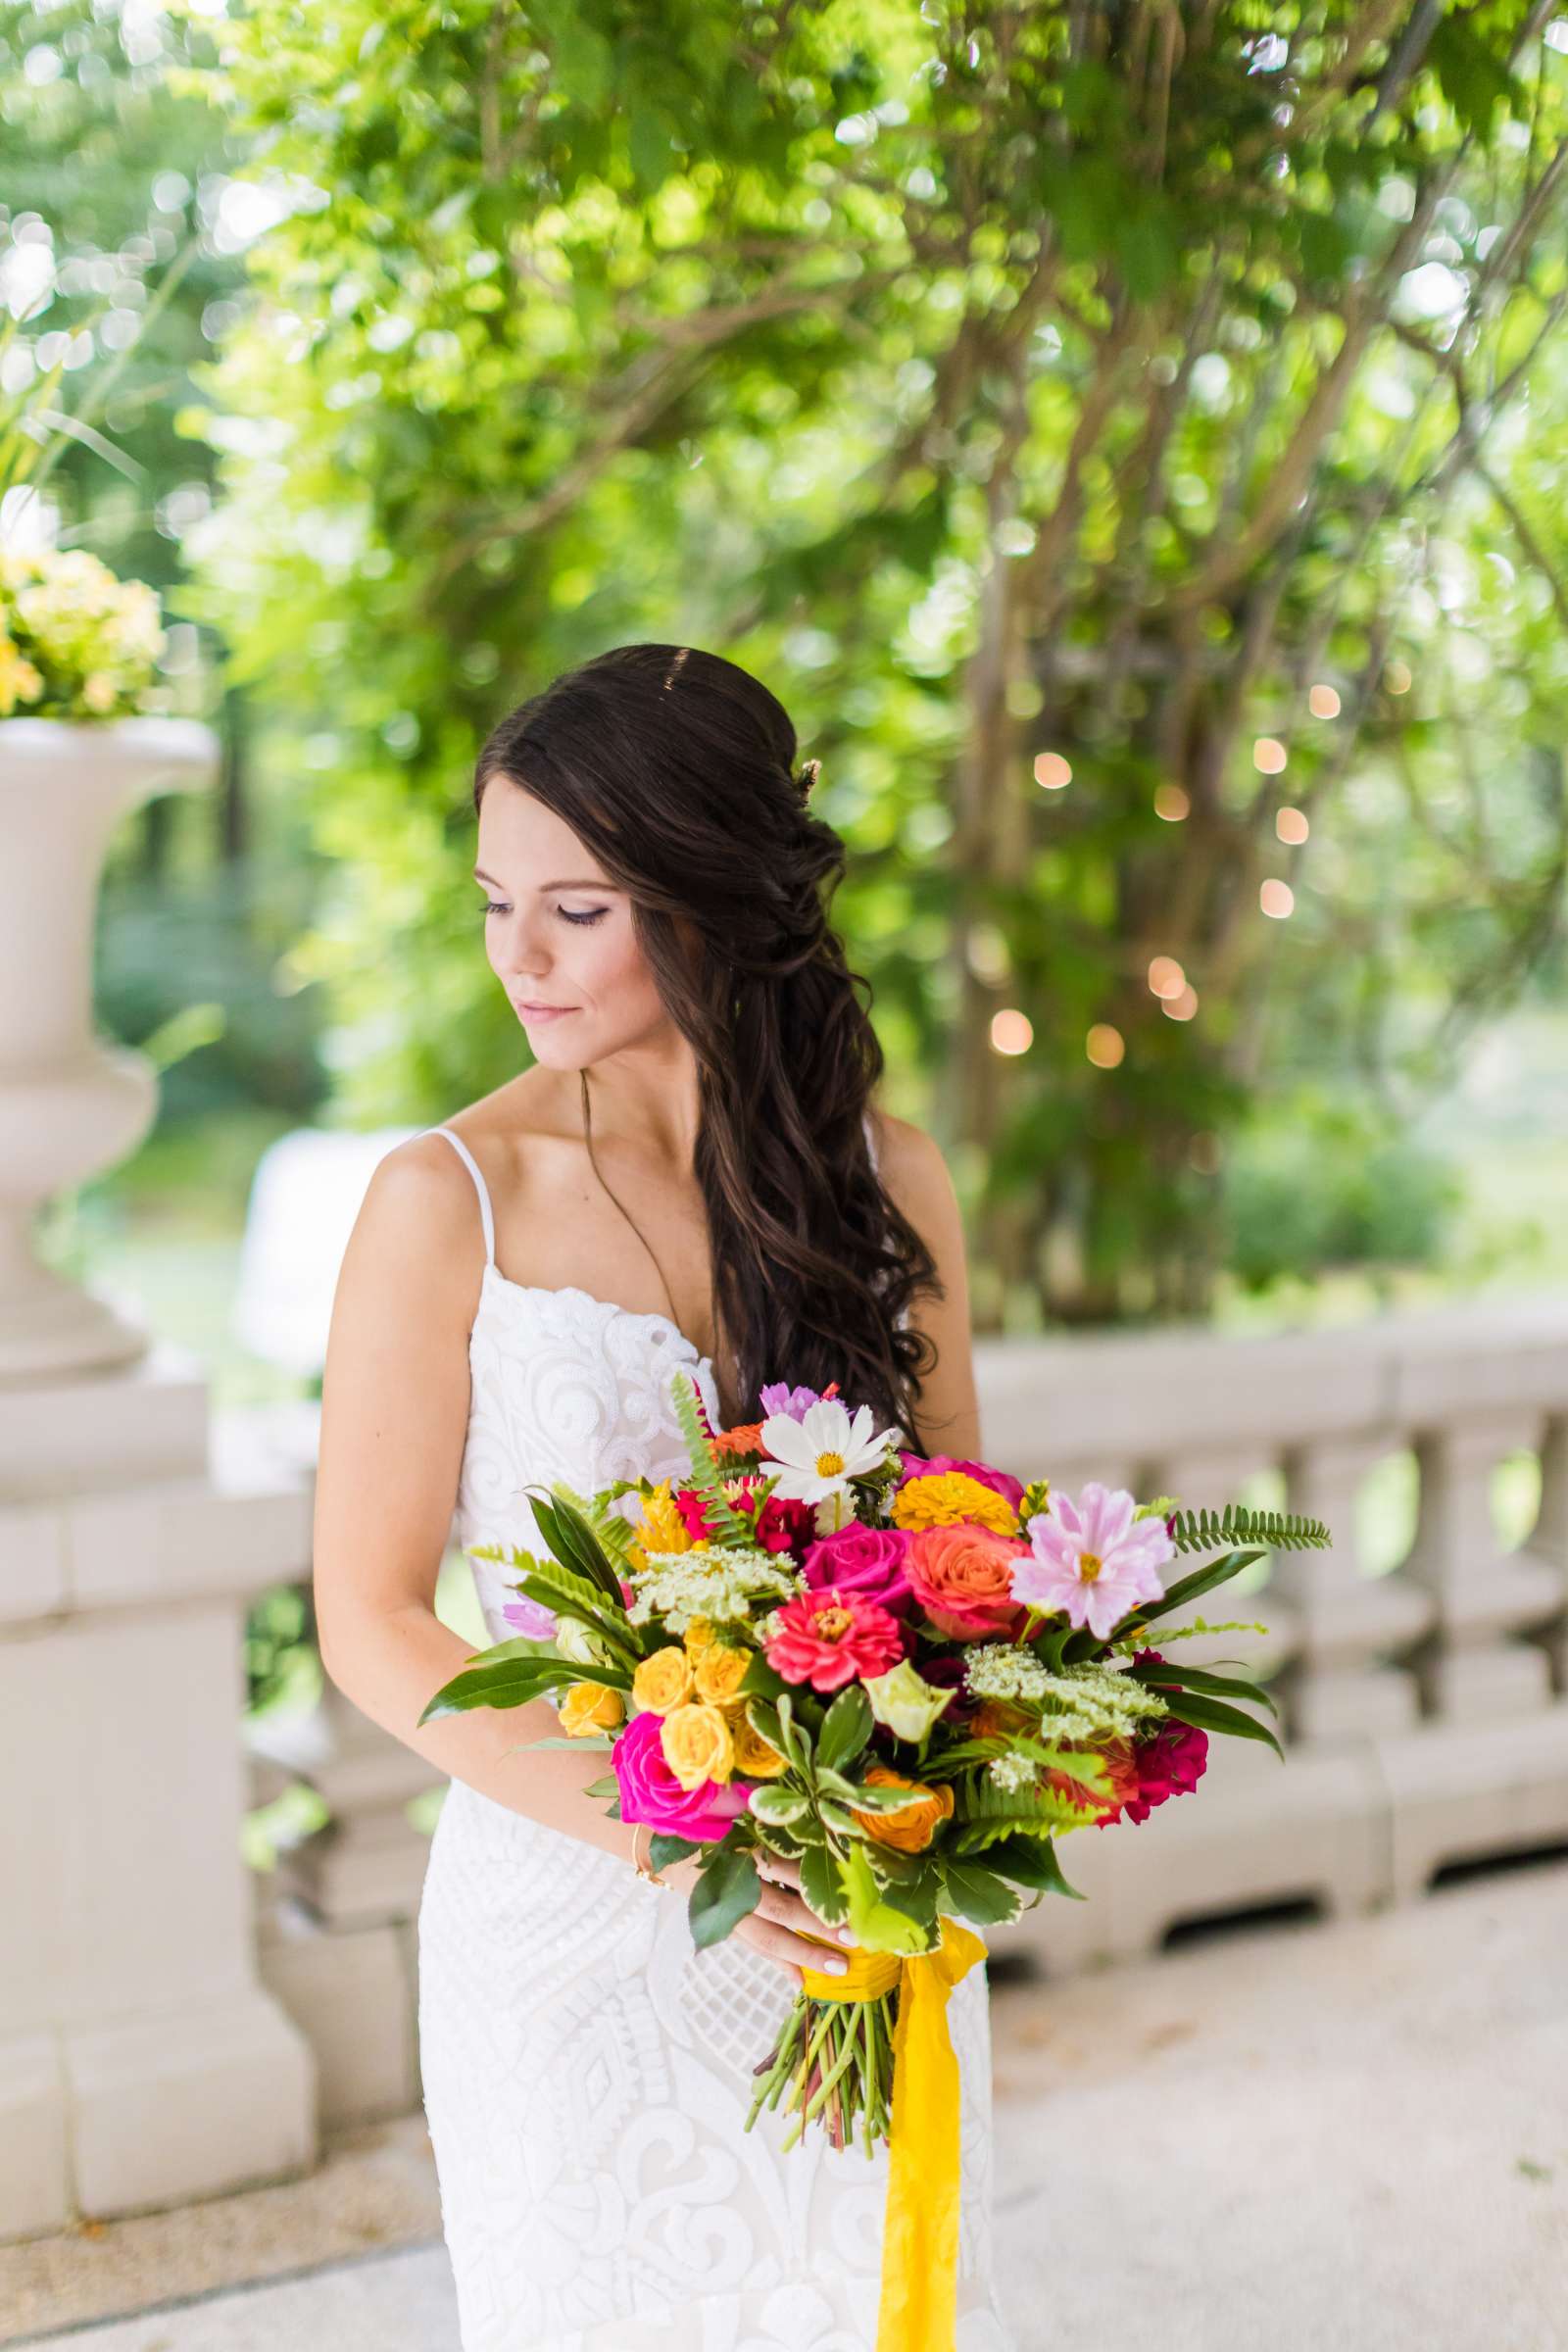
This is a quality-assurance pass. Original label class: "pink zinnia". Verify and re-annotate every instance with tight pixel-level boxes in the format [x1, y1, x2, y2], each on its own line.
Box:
[764, 1586, 906, 1693]
[1010, 1480, 1173, 1642]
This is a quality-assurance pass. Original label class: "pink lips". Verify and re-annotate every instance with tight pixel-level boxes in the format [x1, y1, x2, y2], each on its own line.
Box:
[516, 1002, 576, 1020]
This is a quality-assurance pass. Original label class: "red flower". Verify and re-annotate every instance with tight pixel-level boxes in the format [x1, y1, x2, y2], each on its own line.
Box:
[764, 1586, 906, 1693]
[1094, 1719, 1208, 1828]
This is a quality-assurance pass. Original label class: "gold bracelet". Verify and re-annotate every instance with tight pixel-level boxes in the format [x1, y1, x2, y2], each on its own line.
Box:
[630, 1820, 666, 1887]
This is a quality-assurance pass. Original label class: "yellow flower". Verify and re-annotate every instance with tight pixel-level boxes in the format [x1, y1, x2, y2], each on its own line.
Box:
[891, 1470, 1019, 1538]
[692, 1640, 751, 1706]
[728, 1708, 790, 1780]
[626, 1480, 692, 1570]
[849, 1765, 956, 1852]
[631, 1644, 694, 1714]
[558, 1681, 624, 1737]
[661, 1701, 734, 1788]
[683, 1616, 715, 1655]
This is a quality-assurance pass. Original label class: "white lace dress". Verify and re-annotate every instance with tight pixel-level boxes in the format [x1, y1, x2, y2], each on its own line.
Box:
[416, 1123, 1017, 2352]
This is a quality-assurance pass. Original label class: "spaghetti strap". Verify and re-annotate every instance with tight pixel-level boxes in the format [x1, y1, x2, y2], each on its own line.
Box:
[427, 1125, 496, 1268]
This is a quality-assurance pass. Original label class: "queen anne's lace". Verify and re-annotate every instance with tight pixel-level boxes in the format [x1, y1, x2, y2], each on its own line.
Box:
[628, 1546, 802, 1631]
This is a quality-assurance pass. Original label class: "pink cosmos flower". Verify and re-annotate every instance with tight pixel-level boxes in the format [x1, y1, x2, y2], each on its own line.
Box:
[1009, 1481, 1173, 1642]
[764, 1586, 906, 1692]
[801, 1524, 913, 1610]
[612, 1709, 754, 1842]
[897, 1451, 1027, 1511]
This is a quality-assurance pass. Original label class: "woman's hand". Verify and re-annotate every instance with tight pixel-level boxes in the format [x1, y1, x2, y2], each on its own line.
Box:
[739, 1850, 857, 1988]
[664, 1847, 857, 1988]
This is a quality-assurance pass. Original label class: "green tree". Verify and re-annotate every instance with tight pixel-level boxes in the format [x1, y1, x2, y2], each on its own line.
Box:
[183, 0, 1568, 1323]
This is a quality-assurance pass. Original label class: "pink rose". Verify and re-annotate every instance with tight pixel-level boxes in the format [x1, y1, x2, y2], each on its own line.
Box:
[897, 1451, 1027, 1512]
[801, 1524, 913, 1609]
[612, 1709, 753, 1842]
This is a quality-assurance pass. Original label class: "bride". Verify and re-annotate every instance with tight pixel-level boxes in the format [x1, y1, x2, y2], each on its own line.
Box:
[313, 643, 1018, 2350]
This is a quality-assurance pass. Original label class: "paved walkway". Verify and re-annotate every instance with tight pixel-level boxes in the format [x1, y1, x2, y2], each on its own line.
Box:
[15, 1854, 1568, 2350]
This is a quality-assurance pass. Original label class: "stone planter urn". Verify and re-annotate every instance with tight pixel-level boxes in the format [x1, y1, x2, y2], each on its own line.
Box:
[0, 713, 218, 1383]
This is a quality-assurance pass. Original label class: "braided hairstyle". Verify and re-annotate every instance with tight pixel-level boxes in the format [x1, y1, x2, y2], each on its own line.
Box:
[472, 642, 944, 1446]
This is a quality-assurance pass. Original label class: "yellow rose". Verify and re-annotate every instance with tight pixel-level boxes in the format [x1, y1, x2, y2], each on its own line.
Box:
[558, 1681, 625, 1738]
[692, 1641, 751, 1706]
[891, 1470, 1019, 1538]
[849, 1764, 956, 1853]
[728, 1708, 790, 1780]
[683, 1616, 715, 1654]
[631, 1645, 695, 1714]
[661, 1701, 735, 1789]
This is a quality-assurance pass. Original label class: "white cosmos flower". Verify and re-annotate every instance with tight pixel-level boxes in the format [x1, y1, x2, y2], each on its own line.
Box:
[759, 1397, 898, 1504]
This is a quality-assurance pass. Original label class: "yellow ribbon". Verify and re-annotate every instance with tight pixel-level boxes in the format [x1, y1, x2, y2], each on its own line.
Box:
[800, 1912, 988, 2352]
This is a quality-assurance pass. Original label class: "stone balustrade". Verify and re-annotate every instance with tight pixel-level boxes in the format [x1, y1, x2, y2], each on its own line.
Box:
[13, 1294, 1565, 2235]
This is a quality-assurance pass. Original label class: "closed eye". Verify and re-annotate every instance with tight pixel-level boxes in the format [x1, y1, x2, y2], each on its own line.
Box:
[482, 904, 609, 925]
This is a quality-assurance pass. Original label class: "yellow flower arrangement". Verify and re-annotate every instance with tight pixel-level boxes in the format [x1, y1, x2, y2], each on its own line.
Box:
[891, 1470, 1019, 1539]
[630, 1644, 694, 1714]
[661, 1700, 735, 1788]
[558, 1682, 625, 1737]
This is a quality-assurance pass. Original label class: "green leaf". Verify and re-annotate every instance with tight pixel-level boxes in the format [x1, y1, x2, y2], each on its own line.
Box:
[774, 1691, 813, 1773]
[1161, 1690, 1285, 1761]
[1134, 1657, 1280, 1720]
[667, 1370, 754, 1546]
[842, 1841, 935, 1954]
[748, 1784, 810, 1828]
[799, 1841, 849, 1927]
[738, 1652, 788, 1702]
[938, 1855, 1025, 1928]
[649, 1832, 701, 1874]
[816, 1683, 873, 1774]
[979, 1834, 1088, 1897]
[687, 1844, 760, 1949]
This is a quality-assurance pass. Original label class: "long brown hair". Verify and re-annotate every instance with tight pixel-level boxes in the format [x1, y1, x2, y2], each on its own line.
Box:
[472, 642, 944, 1448]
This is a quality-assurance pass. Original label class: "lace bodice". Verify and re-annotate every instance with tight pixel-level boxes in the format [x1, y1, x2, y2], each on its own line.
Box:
[429, 1117, 886, 1644]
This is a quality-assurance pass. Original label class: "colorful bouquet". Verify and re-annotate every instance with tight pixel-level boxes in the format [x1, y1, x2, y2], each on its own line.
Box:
[421, 1367, 1327, 2182]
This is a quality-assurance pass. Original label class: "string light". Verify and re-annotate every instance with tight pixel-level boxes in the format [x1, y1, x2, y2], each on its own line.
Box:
[990, 1008, 1033, 1055]
[1276, 806, 1309, 844]
[1086, 1023, 1124, 1068]
[1034, 752, 1072, 790]
[1260, 879, 1295, 917]
[1308, 683, 1341, 718]
[1147, 955, 1186, 999]
[1252, 737, 1288, 773]
[1153, 783, 1190, 821]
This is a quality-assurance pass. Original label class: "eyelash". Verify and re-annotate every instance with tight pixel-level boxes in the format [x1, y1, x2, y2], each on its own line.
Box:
[483, 905, 609, 926]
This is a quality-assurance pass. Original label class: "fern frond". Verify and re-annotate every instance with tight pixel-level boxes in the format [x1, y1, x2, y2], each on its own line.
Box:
[551, 1477, 640, 1566]
[1167, 1504, 1331, 1554]
[668, 1369, 754, 1546]
[950, 1769, 1104, 1846]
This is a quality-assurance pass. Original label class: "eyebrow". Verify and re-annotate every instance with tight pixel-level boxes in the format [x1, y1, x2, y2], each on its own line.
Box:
[472, 869, 618, 892]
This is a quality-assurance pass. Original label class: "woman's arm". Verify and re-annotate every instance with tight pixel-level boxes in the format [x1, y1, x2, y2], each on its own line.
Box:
[874, 1116, 984, 1461]
[312, 1133, 848, 1983]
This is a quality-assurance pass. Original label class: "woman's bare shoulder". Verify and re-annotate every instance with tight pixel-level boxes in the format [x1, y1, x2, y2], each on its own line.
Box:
[867, 1106, 959, 1214]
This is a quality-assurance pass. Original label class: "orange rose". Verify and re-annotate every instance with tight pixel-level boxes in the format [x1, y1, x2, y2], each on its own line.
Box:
[970, 1696, 1033, 1740]
[660, 1700, 735, 1789]
[558, 1681, 625, 1737]
[632, 1645, 694, 1714]
[849, 1763, 956, 1853]
[905, 1523, 1031, 1639]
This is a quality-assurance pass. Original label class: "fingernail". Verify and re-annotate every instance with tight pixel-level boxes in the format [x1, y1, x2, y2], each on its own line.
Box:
[824, 1955, 848, 1975]
[837, 1927, 855, 1944]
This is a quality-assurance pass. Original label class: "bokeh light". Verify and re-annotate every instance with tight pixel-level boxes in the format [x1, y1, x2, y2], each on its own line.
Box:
[1086, 1023, 1125, 1067]
[1260, 879, 1296, 917]
[990, 1008, 1033, 1055]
